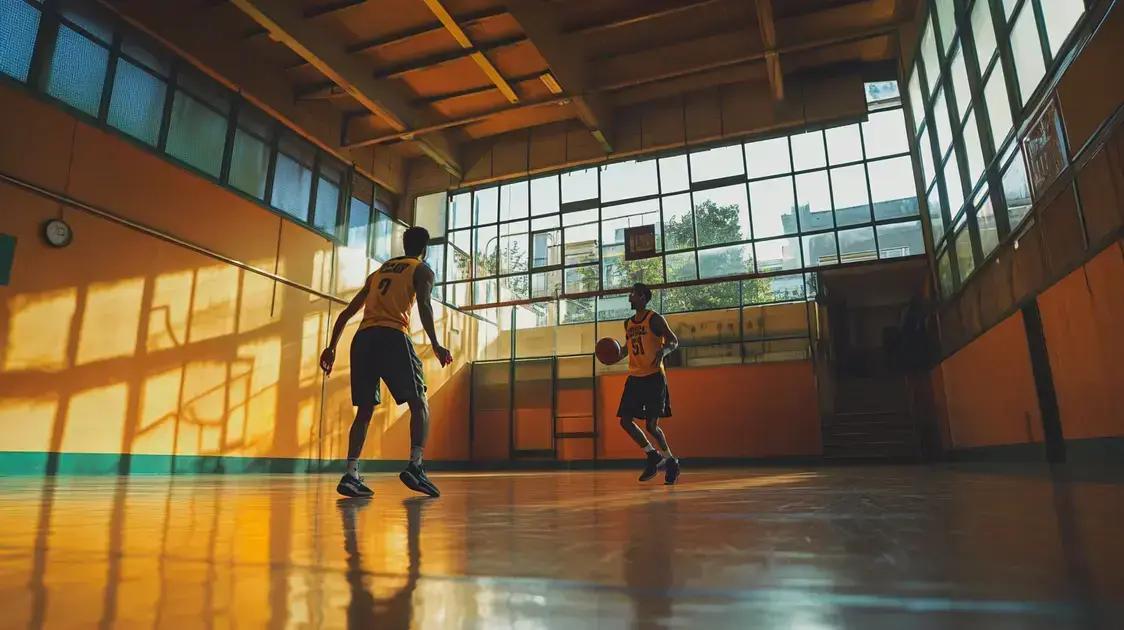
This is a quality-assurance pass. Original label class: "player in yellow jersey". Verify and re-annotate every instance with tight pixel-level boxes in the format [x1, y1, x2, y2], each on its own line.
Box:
[616, 283, 681, 484]
[319, 227, 453, 498]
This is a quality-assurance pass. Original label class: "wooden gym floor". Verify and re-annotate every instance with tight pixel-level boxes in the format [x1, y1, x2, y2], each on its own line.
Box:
[1, 465, 1122, 628]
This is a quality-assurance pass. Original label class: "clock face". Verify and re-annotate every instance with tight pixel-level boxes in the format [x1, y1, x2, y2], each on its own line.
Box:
[45, 219, 72, 247]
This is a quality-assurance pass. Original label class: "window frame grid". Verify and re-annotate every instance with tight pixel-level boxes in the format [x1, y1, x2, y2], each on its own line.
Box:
[6, 0, 377, 246]
[905, 0, 1092, 302]
[435, 100, 923, 309]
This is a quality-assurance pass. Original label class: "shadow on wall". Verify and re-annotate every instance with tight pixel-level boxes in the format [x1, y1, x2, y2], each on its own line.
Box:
[0, 205, 484, 474]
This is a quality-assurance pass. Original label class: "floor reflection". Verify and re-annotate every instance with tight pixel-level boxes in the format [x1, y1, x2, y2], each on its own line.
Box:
[624, 493, 676, 627]
[339, 496, 430, 629]
[0, 466, 1122, 629]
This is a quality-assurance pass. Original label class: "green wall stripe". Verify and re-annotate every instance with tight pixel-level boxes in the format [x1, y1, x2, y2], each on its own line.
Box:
[0, 452, 831, 475]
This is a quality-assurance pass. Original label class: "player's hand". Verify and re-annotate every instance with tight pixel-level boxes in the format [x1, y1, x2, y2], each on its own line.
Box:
[319, 347, 336, 375]
[434, 345, 454, 367]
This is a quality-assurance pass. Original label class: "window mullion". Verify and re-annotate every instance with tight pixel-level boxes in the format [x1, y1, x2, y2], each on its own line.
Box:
[96, 30, 122, 123]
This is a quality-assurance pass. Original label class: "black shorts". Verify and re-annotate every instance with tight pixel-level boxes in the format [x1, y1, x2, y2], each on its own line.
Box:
[350, 326, 426, 407]
[617, 372, 672, 419]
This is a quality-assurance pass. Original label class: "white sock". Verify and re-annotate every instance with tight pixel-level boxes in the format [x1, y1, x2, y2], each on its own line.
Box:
[642, 445, 656, 454]
[659, 449, 673, 459]
[346, 459, 359, 479]
[410, 446, 423, 465]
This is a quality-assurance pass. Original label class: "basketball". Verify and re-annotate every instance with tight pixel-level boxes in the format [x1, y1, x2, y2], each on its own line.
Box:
[595, 337, 623, 365]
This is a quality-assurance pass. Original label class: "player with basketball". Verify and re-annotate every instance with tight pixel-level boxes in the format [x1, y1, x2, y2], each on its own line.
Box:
[319, 226, 453, 499]
[597, 282, 681, 484]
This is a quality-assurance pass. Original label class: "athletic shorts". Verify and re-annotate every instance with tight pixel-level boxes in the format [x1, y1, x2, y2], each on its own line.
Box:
[350, 326, 426, 407]
[617, 372, 672, 419]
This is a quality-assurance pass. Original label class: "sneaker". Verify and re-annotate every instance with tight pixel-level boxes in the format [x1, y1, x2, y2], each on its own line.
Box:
[337, 474, 374, 498]
[639, 451, 665, 482]
[664, 458, 681, 485]
[400, 462, 440, 497]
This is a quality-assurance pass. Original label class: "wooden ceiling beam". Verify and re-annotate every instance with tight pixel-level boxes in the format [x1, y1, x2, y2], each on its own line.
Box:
[415, 71, 550, 105]
[503, 0, 612, 152]
[374, 36, 528, 80]
[241, 0, 367, 39]
[567, 0, 729, 35]
[420, 0, 519, 103]
[754, 0, 784, 101]
[339, 18, 896, 148]
[595, 17, 899, 92]
[285, 7, 509, 71]
[230, 0, 462, 177]
[307, 70, 552, 105]
[344, 97, 572, 149]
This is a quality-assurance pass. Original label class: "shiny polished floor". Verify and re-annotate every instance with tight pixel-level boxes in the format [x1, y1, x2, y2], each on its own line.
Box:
[1, 466, 1123, 629]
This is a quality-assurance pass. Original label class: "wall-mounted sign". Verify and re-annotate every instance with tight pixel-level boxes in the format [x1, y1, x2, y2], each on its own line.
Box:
[1022, 97, 1067, 199]
[0, 234, 15, 286]
[624, 224, 657, 261]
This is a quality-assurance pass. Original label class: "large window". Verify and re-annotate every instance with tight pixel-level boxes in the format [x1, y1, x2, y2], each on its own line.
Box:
[3, 0, 395, 247]
[106, 36, 170, 146]
[431, 83, 924, 310]
[906, 0, 1088, 297]
[166, 70, 229, 178]
[0, 0, 41, 82]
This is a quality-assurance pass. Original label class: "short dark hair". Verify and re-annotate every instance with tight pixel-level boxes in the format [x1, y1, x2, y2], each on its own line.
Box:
[632, 282, 652, 302]
[403, 226, 429, 256]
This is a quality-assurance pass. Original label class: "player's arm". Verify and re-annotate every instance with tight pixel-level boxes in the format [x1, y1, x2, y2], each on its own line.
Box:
[414, 263, 453, 367]
[619, 320, 629, 362]
[650, 313, 680, 366]
[319, 278, 370, 374]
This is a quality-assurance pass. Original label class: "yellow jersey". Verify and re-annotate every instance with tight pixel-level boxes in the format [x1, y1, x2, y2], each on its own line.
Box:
[358, 256, 424, 334]
[625, 310, 665, 377]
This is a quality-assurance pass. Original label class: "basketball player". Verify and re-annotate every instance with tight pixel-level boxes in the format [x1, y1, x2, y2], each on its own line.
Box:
[320, 226, 453, 498]
[617, 282, 681, 484]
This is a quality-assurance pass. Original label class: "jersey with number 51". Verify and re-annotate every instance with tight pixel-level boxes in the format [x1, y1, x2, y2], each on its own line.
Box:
[359, 256, 424, 334]
[625, 310, 665, 377]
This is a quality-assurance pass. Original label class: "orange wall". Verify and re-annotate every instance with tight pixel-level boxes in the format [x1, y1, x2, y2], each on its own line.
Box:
[596, 362, 822, 459]
[939, 311, 1043, 448]
[0, 83, 474, 464]
[1037, 240, 1124, 440]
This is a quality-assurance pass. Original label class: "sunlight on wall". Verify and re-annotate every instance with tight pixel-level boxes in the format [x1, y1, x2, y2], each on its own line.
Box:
[297, 398, 317, 458]
[237, 337, 281, 456]
[179, 361, 229, 455]
[300, 311, 326, 387]
[188, 265, 238, 343]
[335, 246, 369, 294]
[146, 270, 192, 352]
[225, 361, 252, 453]
[4, 288, 78, 371]
[0, 398, 58, 451]
[310, 250, 332, 298]
[475, 315, 504, 362]
[61, 382, 128, 453]
[238, 264, 278, 334]
[76, 278, 144, 365]
[134, 367, 183, 454]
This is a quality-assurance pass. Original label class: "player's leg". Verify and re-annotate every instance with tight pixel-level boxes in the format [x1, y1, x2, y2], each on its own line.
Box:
[649, 374, 680, 485]
[619, 415, 652, 449]
[643, 416, 670, 453]
[644, 415, 678, 484]
[380, 330, 439, 497]
[399, 396, 440, 497]
[338, 405, 377, 497]
[619, 376, 664, 482]
[339, 330, 379, 497]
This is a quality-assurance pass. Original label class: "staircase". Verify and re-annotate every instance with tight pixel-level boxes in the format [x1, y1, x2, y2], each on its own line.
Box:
[821, 376, 920, 460]
[810, 259, 932, 462]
